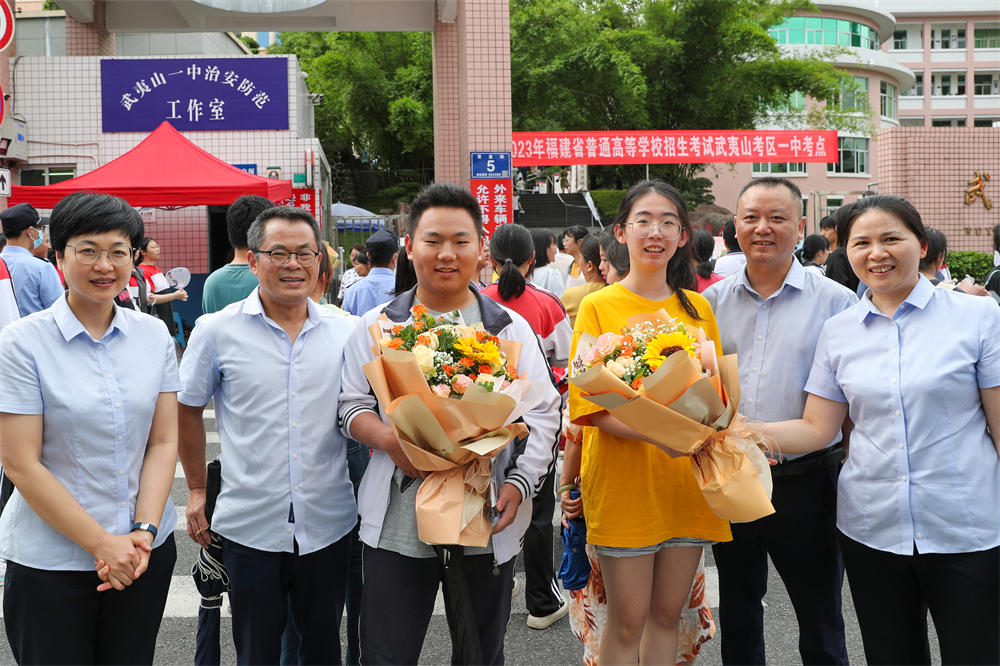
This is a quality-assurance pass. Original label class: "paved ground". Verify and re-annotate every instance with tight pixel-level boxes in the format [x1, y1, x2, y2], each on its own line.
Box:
[0, 409, 943, 665]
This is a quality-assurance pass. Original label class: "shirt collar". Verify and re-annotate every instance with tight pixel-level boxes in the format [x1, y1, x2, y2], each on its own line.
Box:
[242, 287, 322, 331]
[382, 284, 514, 335]
[856, 275, 935, 323]
[730, 258, 805, 299]
[53, 293, 130, 342]
[368, 267, 395, 277]
[1, 246, 31, 257]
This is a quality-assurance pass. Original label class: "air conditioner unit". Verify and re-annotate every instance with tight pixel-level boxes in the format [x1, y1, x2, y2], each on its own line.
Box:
[0, 117, 28, 161]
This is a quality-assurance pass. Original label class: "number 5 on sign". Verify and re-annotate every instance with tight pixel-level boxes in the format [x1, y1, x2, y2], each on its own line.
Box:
[470, 152, 511, 180]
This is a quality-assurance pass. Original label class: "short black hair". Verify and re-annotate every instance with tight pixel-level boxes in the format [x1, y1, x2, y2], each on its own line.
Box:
[351, 243, 366, 254]
[819, 215, 837, 231]
[49, 192, 144, 256]
[564, 225, 589, 242]
[843, 195, 927, 249]
[722, 219, 740, 252]
[0, 233, 6, 251]
[246, 206, 323, 253]
[531, 229, 556, 268]
[407, 182, 483, 238]
[600, 232, 629, 275]
[227, 195, 274, 251]
[919, 227, 947, 272]
[737, 177, 804, 219]
[801, 234, 830, 263]
[354, 251, 370, 266]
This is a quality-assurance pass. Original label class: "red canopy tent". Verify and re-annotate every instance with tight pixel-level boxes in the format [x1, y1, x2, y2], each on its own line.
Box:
[9, 121, 293, 208]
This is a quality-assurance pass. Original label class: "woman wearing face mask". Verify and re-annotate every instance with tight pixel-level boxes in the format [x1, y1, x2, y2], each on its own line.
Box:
[760, 195, 999, 665]
[0, 192, 180, 664]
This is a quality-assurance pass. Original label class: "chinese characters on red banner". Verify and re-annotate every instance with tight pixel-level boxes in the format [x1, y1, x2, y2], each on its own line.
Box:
[276, 188, 324, 230]
[511, 130, 839, 166]
[471, 179, 512, 238]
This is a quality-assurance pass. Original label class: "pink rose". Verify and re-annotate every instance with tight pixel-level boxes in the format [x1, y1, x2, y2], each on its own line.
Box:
[593, 332, 620, 359]
[452, 374, 473, 395]
[432, 384, 452, 398]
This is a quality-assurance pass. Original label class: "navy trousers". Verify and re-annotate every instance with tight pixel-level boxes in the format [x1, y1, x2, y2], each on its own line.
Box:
[523, 469, 564, 617]
[222, 533, 352, 666]
[712, 465, 848, 665]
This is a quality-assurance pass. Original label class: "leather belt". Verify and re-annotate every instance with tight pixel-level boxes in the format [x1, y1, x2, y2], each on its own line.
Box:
[770, 444, 846, 479]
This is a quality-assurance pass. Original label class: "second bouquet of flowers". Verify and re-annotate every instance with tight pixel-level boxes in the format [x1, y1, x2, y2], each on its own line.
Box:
[570, 309, 775, 522]
[362, 305, 545, 546]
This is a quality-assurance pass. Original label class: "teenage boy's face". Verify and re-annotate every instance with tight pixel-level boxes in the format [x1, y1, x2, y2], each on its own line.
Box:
[405, 207, 483, 302]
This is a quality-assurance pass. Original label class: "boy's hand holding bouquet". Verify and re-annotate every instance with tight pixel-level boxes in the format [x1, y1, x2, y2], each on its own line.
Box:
[362, 305, 545, 546]
[570, 310, 775, 522]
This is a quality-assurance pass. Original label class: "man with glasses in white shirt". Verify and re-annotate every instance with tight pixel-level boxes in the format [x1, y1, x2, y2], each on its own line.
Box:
[178, 206, 358, 665]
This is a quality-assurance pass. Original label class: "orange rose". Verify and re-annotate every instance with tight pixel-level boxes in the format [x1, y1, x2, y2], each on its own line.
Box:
[411, 304, 429, 317]
[479, 365, 492, 375]
[458, 358, 475, 368]
[443, 364, 455, 376]
[412, 322, 425, 331]
[631, 377, 644, 391]
[385, 338, 405, 350]
[417, 334, 431, 346]
[391, 325, 404, 335]
[506, 364, 519, 379]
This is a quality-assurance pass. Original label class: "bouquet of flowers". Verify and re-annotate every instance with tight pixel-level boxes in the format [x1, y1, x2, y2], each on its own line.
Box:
[570, 310, 775, 522]
[362, 305, 544, 546]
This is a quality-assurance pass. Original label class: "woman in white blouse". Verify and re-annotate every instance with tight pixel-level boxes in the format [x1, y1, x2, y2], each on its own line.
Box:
[759, 195, 999, 665]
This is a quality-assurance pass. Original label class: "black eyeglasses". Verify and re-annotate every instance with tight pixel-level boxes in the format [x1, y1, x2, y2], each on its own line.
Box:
[257, 249, 321, 267]
[65, 244, 136, 266]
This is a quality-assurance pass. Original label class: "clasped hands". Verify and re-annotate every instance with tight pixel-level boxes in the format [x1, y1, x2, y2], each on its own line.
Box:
[93, 530, 155, 592]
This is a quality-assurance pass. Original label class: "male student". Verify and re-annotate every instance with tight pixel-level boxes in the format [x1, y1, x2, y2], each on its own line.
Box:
[338, 183, 562, 665]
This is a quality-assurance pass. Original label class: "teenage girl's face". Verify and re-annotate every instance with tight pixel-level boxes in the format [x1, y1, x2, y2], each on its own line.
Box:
[599, 247, 625, 285]
[142, 240, 161, 263]
[614, 191, 688, 273]
[547, 240, 558, 263]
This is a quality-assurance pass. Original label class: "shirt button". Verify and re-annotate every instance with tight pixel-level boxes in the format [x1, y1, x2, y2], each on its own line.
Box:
[292, 392, 297, 397]
[293, 423, 298, 428]
[293, 454, 298, 460]
[899, 443, 904, 449]
[286, 527, 292, 533]
[120, 502, 126, 508]
[890, 322, 896, 327]
[762, 305, 767, 309]
[901, 476, 907, 482]
[281, 333, 286, 338]
[98, 345, 104, 350]
[895, 411, 901, 416]
[891, 378, 897, 383]
[752, 367, 758, 372]
[117, 435, 123, 441]
[294, 486, 299, 492]
[748, 398, 754, 404]
[119, 469, 125, 476]
[891, 349, 897, 354]
[106, 374, 112, 379]
[916, 532, 923, 539]
[757, 335, 763, 340]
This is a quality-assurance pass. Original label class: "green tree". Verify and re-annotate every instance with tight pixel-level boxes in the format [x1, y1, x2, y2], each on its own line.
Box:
[268, 32, 434, 204]
[510, 0, 872, 204]
[240, 35, 260, 54]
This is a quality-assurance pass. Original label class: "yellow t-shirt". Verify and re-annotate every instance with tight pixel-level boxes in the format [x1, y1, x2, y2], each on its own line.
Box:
[570, 282, 732, 548]
[561, 281, 605, 328]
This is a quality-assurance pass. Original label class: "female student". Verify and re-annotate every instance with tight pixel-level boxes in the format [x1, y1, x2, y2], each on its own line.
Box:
[569, 180, 731, 665]
[560, 234, 606, 327]
[1, 192, 180, 664]
[529, 229, 566, 298]
[761, 195, 999, 665]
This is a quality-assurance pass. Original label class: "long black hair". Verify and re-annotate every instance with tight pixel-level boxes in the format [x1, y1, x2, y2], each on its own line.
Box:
[692, 229, 716, 279]
[612, 179, 701, 320]
[578, 234, 603, 279]
[491, 223, 535, 301]
[800, 234, 829, 264]
[393, 247, 417, 296]
[531, 228, 556, 269]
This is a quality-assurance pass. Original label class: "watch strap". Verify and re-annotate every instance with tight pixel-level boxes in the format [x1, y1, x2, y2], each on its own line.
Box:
[131, 522, 158, 540]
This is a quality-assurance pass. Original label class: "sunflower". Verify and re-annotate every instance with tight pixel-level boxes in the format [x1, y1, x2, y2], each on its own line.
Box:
[454, 337, 503, 368]
[641, 331, 697, 371]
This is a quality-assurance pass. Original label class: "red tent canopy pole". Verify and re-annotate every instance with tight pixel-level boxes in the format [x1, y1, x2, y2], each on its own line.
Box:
[9, 121, 294, 208]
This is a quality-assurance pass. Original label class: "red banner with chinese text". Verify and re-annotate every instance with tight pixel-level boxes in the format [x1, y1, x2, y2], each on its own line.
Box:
[512, 130, 838, 166]
[471, 179, 513, 238]
[276, 188, 323, 231]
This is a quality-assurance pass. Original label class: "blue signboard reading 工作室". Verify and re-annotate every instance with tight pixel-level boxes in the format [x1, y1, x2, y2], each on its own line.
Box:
[101, 57, 289, 133]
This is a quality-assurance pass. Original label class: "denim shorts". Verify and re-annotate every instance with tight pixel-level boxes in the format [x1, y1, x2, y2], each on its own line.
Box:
[594, 536, 715, 558]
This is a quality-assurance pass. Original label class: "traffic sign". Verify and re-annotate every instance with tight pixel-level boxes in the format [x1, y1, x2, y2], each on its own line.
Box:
[0, 168, 10, 197]
[470, 152, 511, 180]
[0, 2, 13, 54]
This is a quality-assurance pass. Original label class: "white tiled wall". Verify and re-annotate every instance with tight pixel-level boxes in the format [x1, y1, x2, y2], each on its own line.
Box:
[13, 54, 329, 272]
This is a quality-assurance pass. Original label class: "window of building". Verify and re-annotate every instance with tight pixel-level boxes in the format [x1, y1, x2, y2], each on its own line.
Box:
[935, 73, 965, 96]
[880, 81, 898, 119]
[900, 117, 924, 127]
[932, 119, 966, 127]
[770, 17, 880, 50]
[893, 30, 907, 49]
[832, 76, 869, 109]
[932, 28, 966, 49]
[903, 74, 923, 97]
[973, 28, 1000, 49]
[19, 167, 75, 186]
[768, 91, 806, 114]
[827, 137, 869, 175]
[826, 198, 843, 210]
[974, 74, 998, 95]
[256, 32, 270, 47]
[752, 163, 807, 176]
[974, 118, 999, 127]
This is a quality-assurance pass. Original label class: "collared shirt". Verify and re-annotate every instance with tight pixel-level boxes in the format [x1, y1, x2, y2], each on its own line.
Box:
[806, 278, 1000, 556]
[343, 267, 395, 316]
[703, 260, 857, 460]
[713, 251, 746, 278]
[0, 246, 64, 316]
[202, 263, 259, 314]
[0, 295, 180, 570]
[178, 288, 358, 554]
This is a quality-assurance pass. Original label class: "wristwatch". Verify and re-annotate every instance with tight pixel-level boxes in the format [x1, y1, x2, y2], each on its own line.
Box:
[131, 522, 158, 540]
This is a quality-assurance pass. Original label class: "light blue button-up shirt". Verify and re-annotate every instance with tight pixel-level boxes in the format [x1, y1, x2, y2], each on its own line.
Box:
[0, 295, 180, 570]
[178, 288, 358, 554]
[343, 267, 395, 316]
[703, 260, 858, 460]
[806, 278, 1000, 556]
[0, 246, 64, 317]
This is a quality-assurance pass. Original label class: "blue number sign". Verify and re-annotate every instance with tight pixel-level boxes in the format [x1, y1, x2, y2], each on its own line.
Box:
[101, 57, 289, 133]
[470, 152, 512, 180]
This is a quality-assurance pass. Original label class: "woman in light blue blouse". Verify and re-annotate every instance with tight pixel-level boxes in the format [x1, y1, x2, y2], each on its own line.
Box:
[0, 192, 179, 664]
[761, 195, 999, 666]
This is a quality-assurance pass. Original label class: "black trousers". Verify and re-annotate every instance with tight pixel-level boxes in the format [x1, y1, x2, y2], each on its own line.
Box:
[3, 534, 176, 665]
[523, 470, 563, 617]
[712, 465, 847, 665]
[839, 532, 1000, 665]
[360, 545, 516, 666]
[222, 533, 352, 666]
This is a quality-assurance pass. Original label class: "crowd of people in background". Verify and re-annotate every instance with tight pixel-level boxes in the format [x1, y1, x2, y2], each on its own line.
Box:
[0, 178, 997, 666]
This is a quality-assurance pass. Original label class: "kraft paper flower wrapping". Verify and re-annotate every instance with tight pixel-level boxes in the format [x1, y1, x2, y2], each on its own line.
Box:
[569, 310, 774, 522]
[362, 315, 543, 546]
